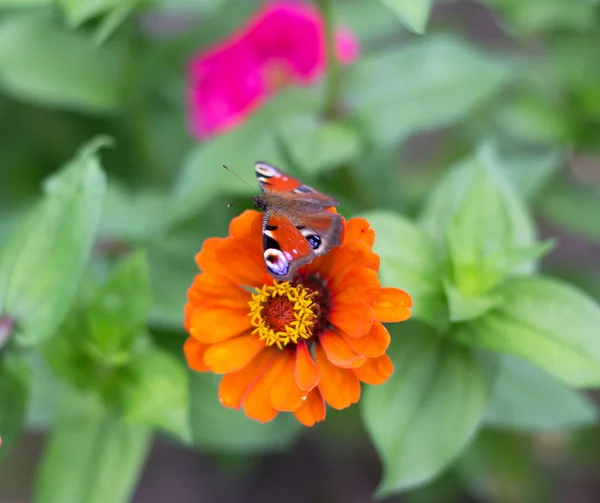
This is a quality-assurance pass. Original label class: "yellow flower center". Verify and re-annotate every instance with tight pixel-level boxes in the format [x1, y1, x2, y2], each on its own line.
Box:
[248, 281, 317, 349]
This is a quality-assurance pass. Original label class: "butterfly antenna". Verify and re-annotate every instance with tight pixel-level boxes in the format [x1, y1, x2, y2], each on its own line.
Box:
[221, 164, 257, 193]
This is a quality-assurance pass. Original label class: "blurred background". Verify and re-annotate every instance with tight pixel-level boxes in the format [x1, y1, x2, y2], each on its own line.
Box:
[1, 0, 600, 502]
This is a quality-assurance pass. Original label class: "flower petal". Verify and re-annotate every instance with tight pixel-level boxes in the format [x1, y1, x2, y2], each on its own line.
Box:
[204, 332, 265, 373]
[344, 218, 375, 247]
[319, 330, 365, 368]
[330, 267, 380, 305]
[187, 273, 250, 308]
[243, 351, 289, 422]
[218, 347, 276, 409]
[335, 27, 360, 64]
[189, 306, 252, 344]
[229, 210, 262, 239]
[341, 320, 390, 358]
[183, 337, 210, 371]
[270, 350, 307, 412]
[353, 354, 394, 384]
[295, 341, 321, 391]
[194, 237, 223, 271]
[196, 236, 267, 287]
[293, 388, 326, 426]
[374, 287, 412, 322]
[184, 302, 195, 331]
[328, 241, 380, 278]
[315, 344, 360, 410]
[330, 301, 373, 338]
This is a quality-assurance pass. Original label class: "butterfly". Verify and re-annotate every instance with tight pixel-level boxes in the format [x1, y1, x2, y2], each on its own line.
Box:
[252, 162, 343, 281]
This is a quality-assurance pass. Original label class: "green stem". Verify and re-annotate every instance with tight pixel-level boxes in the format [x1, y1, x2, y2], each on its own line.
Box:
[316, 0, 341, 119]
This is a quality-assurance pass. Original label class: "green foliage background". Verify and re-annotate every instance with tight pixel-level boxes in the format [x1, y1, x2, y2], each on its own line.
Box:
[1, 0, 600, 502]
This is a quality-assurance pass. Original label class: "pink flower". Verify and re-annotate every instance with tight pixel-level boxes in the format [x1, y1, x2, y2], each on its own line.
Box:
[188, 1, 360, 140]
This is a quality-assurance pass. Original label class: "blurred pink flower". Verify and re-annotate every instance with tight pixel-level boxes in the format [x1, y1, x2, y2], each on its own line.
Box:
[188, 2, 360, 140]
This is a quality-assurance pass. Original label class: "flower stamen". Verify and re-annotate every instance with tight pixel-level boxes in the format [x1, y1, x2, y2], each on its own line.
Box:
[248, 281, 317, 349]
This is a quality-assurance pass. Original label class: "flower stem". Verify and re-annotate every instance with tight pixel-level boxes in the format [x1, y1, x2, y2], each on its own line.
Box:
[316, 0, 341, 119]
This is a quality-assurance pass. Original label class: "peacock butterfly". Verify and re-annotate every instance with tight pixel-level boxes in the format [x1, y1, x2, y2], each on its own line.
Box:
[252, 162, 343, 281]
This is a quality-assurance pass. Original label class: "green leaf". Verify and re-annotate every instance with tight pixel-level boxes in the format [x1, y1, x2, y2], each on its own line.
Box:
[360, 210, 447, 331]
[120, 346, 191, 443]
[0, 11, 123, 113]
[481, 0, 596, 34]
[337, 0, 400, 42]
[0, 0, 50, 6]
[87, 250, 149, 361]
[453, 276, 600, 387]
[484, 355, 598, 431]
[443, 279, 500, 323]
[189, 372, 302, 453]
[168, 88, 320, 226]
[538, 177, 600, 243]
[421, 145, 538, 295]
[281, 119, 362, 176]
[447, 146, 537, 291]
[362, 323, 490, 495]
[0, 351, 30, 461]
[43, 250, 151, 393]
[99, 182, 168, 243]
[380, 0, 433, 34]
[92, 0, 138, 45]
[349, 36, 512, 145]
[25, 352, 61, 431]
[57, 0, 135, 26]
[494, 90, 570, 144]
[34, 387, 151, 503]
[0, 137, 108, 346]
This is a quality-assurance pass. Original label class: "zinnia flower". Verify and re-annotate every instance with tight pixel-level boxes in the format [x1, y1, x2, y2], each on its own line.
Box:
[183, 211, 412, 426]
[188, 1, 359, 139]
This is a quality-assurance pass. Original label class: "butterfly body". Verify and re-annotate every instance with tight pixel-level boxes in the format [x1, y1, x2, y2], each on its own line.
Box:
[253, 162, 343, 281]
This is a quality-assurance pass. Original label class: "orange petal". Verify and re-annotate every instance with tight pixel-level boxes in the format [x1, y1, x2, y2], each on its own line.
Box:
[270, 350, 307, 412]
[319, 330, 365, 368]
[229, 210, 262, 239]
[187, 273, 250, 308]
[329, 301, 373, 338]
[341, 320, 390, 358]
[219, 347, 276, 409]
[196, 236, 267, 288]
[183, 337, 210, 372]
[315, 344, 360, 410]
[304, 239, 376, 279]
[203, 332, 265, 374]
[194, 237, 223, 271]
[345, 218, 375, 248]
[184, 302, 195, 331]
[189, 306, 251, 343]
[293, 388, 326, 427]
[374, 288, 412, 322]
[295, 341, 321, 391]
[353, 354, 394, 384]
[331, 267, 381, 305]
[243, 352, 289, 423]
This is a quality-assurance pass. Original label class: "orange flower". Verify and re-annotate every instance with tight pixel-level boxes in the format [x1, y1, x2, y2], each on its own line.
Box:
[183, 211, 412, 426]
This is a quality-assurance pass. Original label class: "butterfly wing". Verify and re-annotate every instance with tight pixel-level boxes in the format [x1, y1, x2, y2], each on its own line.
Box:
[255, 162, 340, 207]
[262, 210, 314, 281]
[255, 161, 344, 280]
[294, 211, 343, 258]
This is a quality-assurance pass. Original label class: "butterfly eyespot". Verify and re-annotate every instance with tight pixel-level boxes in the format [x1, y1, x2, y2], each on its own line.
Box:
[293, 186, 314, 194]
[264, 249, 290, 277]
[306, 234, 321, 250]
[255, 162, 276, 177]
